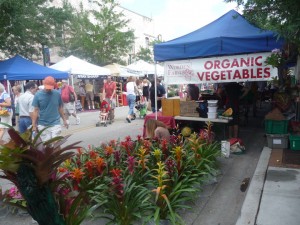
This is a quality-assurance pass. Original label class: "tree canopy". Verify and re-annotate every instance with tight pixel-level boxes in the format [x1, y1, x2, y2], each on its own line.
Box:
[0, 0, 73, 60]
[225, 0, 300, 51]
[52, 0, 135, 66]
[0, 0, 135, 66]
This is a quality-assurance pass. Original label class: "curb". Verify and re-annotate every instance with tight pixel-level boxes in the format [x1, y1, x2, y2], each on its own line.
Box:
[235, 146, 271, 225]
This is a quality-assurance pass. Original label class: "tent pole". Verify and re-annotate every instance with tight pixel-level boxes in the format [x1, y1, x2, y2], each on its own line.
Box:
[70, 73, 74, 87]
[154, 63, 157, 120]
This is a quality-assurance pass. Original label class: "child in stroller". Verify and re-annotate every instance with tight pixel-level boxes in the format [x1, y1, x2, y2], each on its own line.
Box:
[96, 100, 111, 127]
[135, 96, 147, 118]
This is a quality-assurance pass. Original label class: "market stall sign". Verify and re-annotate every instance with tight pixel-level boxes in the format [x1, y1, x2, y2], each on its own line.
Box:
[164, 52, 276, 85]
[76, 74, 103, 79]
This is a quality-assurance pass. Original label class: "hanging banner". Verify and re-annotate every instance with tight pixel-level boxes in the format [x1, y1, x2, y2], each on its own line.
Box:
[164, 52, 277, 85]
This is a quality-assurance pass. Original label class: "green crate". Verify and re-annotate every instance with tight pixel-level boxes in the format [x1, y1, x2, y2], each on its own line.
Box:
[265, 120, 288, 134]
[289, 135, 300, 150]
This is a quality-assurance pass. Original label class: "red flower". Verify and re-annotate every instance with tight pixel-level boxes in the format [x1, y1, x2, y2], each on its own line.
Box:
[76, 148, 83, 155]
[110, 168, 122, 177]
[89, 150, 98, 158]
[127, 156, 136, 175]
[85, 161, 94, 179]
[110, 168, 124, 199]
[125, 136, 132, 142]
[58, 167, 68, 173]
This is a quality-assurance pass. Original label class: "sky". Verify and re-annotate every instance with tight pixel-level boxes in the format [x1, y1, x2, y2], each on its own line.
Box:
[119, 0, 241, 41]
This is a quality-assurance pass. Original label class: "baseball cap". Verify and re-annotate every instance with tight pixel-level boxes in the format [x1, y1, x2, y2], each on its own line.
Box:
[43, 76, 56, 90]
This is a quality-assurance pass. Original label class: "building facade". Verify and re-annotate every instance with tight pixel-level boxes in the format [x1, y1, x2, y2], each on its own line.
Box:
[50, 0, 157, 64]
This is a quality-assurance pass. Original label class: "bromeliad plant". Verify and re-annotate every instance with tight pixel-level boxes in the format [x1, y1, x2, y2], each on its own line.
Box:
[0, 123, 85, 225]
[1, 122, 221, 225]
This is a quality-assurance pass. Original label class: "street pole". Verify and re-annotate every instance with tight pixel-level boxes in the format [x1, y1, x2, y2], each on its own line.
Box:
[42, 44, 46, 66]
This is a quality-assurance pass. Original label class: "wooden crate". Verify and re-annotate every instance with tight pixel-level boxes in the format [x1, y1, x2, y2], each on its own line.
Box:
[162, 98, 180, 116]
[180, 101, 199, 117]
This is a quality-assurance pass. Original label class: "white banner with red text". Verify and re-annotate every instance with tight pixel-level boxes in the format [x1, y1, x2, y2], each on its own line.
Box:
[163, 52, 276, 85]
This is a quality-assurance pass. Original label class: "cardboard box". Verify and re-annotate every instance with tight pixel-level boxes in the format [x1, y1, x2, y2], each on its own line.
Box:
[162, 98, 180, 116]
[180, 101, 199, 117]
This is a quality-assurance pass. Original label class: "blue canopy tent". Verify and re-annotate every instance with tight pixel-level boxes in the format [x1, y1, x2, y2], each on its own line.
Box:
[0, 55, 69, 80]
[154, 10, 284, 62]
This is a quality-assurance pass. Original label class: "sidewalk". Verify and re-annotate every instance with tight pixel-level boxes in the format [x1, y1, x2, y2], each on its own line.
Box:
[236, 146, 300, 225]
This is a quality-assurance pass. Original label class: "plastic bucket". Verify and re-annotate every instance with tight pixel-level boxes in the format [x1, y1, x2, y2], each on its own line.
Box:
[207, 112, 217, 119]
[207, 106, 217, 112]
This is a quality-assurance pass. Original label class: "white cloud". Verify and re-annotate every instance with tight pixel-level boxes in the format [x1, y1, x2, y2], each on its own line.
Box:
[153, 0, 239, 41]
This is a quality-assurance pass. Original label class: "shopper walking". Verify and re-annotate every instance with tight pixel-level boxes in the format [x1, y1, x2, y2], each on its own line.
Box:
[125, 76, 139, 123]
[18, 81, 38, 134]
[12, 84, 22, 129]
[149, 78, 166, 112]
[32, 76, 68, 142]
[61, 80, 80, 125]
[103, 75, 116, 121]
[0, 83, 12, 142]
[85, 80, 95, 110]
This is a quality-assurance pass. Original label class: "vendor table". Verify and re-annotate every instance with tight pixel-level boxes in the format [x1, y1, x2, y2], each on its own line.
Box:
[143, 112, 176, 137]
[174, 116, 230, 139]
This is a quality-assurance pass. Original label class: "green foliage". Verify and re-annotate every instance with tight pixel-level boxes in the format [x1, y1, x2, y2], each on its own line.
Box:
[0, 0, 74, 59]
[225, 0, 300, 50]
[134, 47, 154, 64]
[65, 0, 135, 66]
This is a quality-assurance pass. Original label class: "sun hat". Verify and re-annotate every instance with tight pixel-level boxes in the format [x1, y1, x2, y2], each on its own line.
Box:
[61, 79, 68, 83]
[43, 76, 56, 90]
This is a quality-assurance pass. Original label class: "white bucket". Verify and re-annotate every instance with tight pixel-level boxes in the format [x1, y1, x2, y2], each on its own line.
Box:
[207, 106, 217, 113]
[207, 100, 218, 104]
[207, 112, 217, 119]
[221, 140, 230, 158]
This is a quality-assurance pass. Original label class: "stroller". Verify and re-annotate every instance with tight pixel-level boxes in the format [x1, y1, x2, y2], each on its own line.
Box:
[135, 96, 147, 118]
[96, 100, 112, 127]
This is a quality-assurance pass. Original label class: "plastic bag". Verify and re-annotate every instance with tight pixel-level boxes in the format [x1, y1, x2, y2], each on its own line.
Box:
[229, 138, 245, 154]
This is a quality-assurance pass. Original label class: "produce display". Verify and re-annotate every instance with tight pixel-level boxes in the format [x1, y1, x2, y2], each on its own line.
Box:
[222, 108, 233, 117]
[264, 107, 285, 120]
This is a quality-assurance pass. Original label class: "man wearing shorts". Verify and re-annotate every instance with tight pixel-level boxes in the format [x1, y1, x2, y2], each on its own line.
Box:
[61, 80, 80, 125]
[85, 80, 95, 110]
[102, 75, 116, 121]
[32, 76, 69, 141]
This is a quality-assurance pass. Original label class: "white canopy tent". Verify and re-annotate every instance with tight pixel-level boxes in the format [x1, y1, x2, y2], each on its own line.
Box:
[104, 63, 141, 77]
[126, 60, 164, 76]
[50, 55, 111, 79]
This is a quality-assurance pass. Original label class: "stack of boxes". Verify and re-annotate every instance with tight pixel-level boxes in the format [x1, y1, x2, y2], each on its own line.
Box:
[265, 119, 289, 149]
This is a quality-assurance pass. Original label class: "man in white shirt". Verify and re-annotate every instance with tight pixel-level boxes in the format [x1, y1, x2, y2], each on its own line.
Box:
[18, 81, 38, 133]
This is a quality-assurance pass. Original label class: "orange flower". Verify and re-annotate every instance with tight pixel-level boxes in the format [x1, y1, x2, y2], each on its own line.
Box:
[95, 157, 106, 174]
[69, 168, 84, 182]
[105, 145, 114, 156]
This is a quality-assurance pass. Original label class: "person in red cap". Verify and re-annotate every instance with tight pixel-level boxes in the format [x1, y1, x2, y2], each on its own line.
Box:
[31, 76, 68, 141]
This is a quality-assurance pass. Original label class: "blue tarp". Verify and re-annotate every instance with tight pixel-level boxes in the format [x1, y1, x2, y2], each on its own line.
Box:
[0, 55, 69, 80]
[154, 10, 284, 62]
